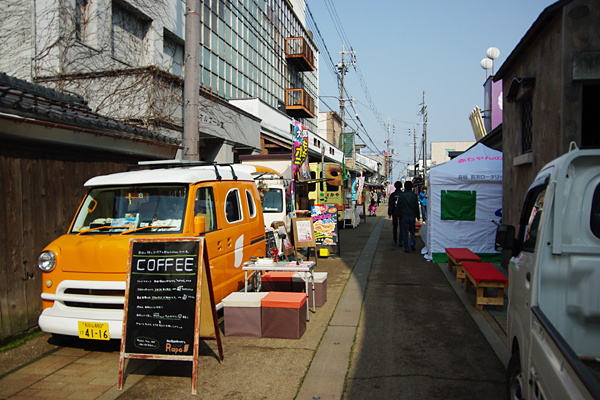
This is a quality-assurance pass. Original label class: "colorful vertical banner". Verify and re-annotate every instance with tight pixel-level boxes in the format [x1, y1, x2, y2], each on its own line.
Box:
[357, 174, 365, 204]
[292, 121, 310, 181]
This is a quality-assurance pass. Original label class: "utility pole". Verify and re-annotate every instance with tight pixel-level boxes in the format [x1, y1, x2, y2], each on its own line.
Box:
[412, 126, 417, 179]
[337, 44, 356, 151]
[420, 91, 428, 183]
[183, 0, 200, 160]
[385, 116, 394, 185]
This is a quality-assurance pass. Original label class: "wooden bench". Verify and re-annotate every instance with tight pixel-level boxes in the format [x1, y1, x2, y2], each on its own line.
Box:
[462, 262, 508, 311]
[445, 248, 481, 283]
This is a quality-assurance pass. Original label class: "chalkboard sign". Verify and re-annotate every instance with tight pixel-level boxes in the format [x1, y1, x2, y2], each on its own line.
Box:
[118, 237, 222, 395]
[124, 239, 199, 355]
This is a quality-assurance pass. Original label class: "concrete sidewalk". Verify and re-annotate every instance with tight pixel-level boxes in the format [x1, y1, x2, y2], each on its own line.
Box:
[0, 207, 508, 399]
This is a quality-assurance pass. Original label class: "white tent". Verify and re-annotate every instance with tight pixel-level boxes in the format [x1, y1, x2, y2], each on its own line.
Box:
[425, 143, 503, 263]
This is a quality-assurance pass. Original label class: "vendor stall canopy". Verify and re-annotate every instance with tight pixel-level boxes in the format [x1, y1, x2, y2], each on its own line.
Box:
[425, 143, 503, 263]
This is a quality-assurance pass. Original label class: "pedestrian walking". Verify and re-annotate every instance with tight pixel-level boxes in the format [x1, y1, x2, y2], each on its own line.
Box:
[398, 181, 420, 253]
[369, 197, 377, 216]
[419, 187, 427, 222]
[387, 181, 403, 246]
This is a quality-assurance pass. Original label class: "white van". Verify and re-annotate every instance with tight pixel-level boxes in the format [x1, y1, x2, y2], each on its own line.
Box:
[495, 143, 600, 399]
[257, 176, 291, 232]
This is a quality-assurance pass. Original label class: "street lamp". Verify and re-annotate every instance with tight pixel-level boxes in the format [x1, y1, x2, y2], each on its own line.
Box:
[481, 58, 493, 79]
[486, 47, 500, 75]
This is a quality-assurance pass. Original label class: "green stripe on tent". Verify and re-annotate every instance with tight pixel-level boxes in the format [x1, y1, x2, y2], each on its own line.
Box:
[432, 252, 501, 263]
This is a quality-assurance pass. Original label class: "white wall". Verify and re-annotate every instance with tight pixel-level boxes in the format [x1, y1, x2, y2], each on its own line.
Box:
[430, 141, 475, 166]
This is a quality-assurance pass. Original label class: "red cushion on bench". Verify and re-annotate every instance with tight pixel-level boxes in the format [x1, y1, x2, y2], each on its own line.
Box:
[462, 262, 508, 283]
[445, 248, 481, 262]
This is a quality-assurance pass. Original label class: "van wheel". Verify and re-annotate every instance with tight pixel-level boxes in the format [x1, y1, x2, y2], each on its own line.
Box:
[507, 351, 524, 400]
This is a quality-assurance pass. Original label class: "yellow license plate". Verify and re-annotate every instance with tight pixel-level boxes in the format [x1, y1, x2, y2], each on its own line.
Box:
[78, 321, 110, 340]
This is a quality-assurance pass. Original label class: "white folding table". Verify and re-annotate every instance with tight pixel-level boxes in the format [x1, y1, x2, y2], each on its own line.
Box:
[242, 261, 316, 321]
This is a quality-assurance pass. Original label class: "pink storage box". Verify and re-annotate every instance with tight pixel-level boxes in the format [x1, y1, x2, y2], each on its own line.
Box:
[261, 292, 307, 339]
[222, 292, 268, 338]
[292, 272, 327, 308]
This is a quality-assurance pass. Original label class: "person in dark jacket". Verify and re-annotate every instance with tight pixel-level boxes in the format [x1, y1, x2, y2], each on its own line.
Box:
[387, 181, 403, 246]
[398, 181, 420, 252]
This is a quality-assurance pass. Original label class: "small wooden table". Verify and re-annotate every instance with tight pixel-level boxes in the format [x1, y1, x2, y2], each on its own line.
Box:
[445, 248, 481, 283]
[462, 262, 508, 311]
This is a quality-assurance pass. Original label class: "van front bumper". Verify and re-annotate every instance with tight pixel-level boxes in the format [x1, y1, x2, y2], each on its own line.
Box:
[38, 308, 125, 339]
[39, 280, 126, 339]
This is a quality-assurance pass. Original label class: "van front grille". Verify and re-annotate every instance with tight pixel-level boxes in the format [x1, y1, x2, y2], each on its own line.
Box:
[61, 288, 125, 310]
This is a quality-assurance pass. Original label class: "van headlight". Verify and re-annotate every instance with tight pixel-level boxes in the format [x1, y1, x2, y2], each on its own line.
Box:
[38, 251, 56, 272]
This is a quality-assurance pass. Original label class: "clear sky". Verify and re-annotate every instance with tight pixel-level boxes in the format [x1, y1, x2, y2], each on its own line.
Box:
[305, 0, 557, 179]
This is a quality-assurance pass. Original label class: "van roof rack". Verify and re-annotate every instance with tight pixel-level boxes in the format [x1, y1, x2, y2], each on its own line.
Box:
[131, 160, 242, 181]
[136, 160, 211, 169]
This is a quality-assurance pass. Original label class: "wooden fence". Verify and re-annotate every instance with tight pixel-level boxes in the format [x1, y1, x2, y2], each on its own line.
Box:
[0, 140, 139, 341]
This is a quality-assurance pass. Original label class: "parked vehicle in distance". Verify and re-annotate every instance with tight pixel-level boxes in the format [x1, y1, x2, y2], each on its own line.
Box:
[255, 172, 291, 232]
[308, 162, 345, 220]
[37, 163, 268, 340]
[495, 143, 600, 400]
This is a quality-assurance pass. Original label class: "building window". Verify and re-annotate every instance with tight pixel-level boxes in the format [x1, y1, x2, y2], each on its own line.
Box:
[164, 30, 184, 78]
[111, 2, 150, 66]
[75, 0, 88, 42]
[521, 96, 533, 153]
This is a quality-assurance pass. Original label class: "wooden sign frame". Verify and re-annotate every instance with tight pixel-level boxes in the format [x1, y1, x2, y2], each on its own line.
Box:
[118, 237, 222, 395]
[292, 217, 318, 264]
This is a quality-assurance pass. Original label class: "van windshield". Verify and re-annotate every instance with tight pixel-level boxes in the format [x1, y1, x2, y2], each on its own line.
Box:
[71, 185, 187, 234]
[261, 188, 284, 213]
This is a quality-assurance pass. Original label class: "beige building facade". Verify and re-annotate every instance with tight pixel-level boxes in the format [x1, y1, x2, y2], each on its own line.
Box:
[430, 141, 475, 167]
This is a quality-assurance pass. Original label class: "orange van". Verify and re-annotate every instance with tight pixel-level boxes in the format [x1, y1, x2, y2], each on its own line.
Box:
[37, 163, 268, 340]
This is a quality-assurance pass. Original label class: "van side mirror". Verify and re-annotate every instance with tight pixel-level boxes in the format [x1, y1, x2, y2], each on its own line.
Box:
[194, 216, 206, 235]
[495, 225, 516, 252]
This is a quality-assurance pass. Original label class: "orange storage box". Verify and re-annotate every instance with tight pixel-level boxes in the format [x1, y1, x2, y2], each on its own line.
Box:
[261, 271, 295, 292]
[261, 292, 307, 339]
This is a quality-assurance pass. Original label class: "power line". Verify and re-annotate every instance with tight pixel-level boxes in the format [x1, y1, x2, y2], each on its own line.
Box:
[305, 4, 338, 81]
[312, 0, 389, 148]
[323, 0, 351, 50]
